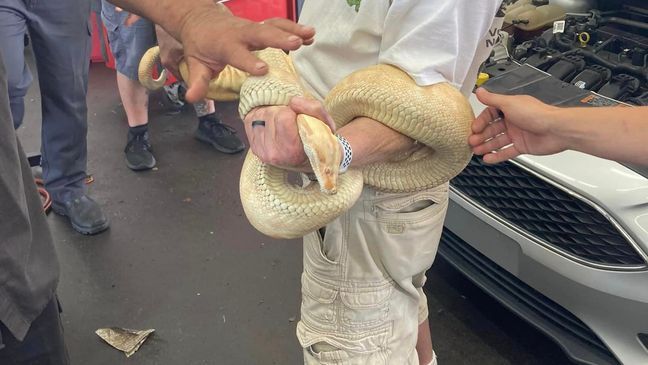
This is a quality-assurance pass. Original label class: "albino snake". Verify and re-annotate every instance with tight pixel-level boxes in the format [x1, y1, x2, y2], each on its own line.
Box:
[139, 47, 474, 239]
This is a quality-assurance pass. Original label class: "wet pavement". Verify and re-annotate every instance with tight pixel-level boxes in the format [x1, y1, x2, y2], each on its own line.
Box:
[17, 57, 571, 364]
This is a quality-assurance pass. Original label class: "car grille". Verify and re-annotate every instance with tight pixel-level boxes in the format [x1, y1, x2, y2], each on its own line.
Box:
[438, 229, 620, 365]
[450, 157, 646, 268]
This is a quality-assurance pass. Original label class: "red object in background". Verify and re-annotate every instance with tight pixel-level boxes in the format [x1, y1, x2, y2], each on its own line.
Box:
[226, 0, 295, 21]
[90, 0, 297, 73]
[89, 12, 115, 69]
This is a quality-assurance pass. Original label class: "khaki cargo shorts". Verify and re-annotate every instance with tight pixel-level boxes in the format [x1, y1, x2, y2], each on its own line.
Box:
[298, 183, 449, 364]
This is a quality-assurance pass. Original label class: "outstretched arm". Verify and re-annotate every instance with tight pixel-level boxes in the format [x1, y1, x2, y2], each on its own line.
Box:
[469, 88, 648, 165]
[109, 0, 315, 102]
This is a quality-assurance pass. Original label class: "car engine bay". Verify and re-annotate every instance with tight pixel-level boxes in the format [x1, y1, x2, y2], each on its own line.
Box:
[483, 0, 648, 107]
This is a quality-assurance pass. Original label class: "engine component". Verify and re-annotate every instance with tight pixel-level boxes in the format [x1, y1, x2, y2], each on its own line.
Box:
[631, 47, 647, 66]
[505, 0, 598, 32]
[571, 64, 612, 90]
[597, 73, 641, 99]
[550, 0, 598, 13]
[493, 5, 648, 103]
[505, 1, 538, 24]
[521, 47, 561, 69]
[627, 91, 648, 105]
[513, 4, 567, 31]
[546, 54, 587, 81]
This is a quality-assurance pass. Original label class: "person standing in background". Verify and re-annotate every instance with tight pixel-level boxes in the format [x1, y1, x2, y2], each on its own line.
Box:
[0, 0, 314, 362]
[0, 0, 109, 235]
[101, 1, 245, 172]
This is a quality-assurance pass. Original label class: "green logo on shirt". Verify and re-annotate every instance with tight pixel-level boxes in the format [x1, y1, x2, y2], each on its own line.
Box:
[346, 0, 361, 12]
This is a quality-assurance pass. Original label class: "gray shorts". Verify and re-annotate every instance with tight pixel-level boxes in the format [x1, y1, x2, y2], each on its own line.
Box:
[101, 1, 156, 81]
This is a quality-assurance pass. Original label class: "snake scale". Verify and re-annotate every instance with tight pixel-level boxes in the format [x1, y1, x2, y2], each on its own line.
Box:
[139, 47, 474, 239]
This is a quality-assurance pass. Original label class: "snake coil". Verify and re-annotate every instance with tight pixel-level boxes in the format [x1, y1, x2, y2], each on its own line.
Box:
[139, 48, 473, 239]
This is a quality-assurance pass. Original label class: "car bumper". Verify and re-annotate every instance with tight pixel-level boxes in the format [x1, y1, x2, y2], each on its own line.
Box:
[442, 188, 648, 365]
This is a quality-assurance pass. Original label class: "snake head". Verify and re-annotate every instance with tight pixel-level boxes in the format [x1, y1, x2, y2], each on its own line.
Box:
[297, 115, 342, 195]
[317, 165, 338, 194]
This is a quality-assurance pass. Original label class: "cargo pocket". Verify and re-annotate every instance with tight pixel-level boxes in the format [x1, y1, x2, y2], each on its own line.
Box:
[303, 228, 342, 278]
[305, 341, 390, 365]
[298, 320, 391, 365]
[362, 185, 449, 283]
[339, 283, 392, 329]
[100, 11, 120, 33]
[306, 344, 352, 365]
[301, 273, 338, 331]
[371, 183, 448, 223]
[100, 13, 120, 59]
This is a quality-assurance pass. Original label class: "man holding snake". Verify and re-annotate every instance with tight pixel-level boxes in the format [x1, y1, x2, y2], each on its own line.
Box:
[243, 1, 504, 364]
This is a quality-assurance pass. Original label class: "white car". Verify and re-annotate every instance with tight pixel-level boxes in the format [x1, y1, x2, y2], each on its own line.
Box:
[440, 2, 648, 364]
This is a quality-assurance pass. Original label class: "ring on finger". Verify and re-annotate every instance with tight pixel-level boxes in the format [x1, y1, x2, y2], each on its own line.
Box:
[251, 120, 266, 128]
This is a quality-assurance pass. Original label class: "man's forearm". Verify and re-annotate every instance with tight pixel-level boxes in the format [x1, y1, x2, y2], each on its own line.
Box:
[550, 106, 648, 165]
[337, 117, 417, 167]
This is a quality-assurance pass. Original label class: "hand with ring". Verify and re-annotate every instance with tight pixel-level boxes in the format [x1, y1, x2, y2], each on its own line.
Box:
[243, 96, 336, 172]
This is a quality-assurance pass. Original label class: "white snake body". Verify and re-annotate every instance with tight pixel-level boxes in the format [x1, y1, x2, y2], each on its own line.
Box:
[326, 65, 474, 192]
[239, 156, 364, 239]
[139, 48, 473, 239]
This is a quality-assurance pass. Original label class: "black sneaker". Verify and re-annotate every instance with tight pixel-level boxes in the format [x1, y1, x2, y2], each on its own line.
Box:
[195, 114, 246, 154]
[125, 128, 156, 171]
[52, 194, 109, 235]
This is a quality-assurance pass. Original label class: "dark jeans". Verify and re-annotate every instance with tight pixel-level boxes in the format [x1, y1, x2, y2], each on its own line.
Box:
[0, 298, 69, 365]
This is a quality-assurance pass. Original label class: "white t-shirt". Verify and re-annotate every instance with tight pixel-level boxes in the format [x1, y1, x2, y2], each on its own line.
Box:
[293, 0, 504, 99]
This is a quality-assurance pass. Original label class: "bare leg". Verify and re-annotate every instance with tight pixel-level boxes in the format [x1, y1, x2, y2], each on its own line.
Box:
[417, 318, 434, 365]
[193, 98, 216, 117]
[116, 71, 149, 126]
